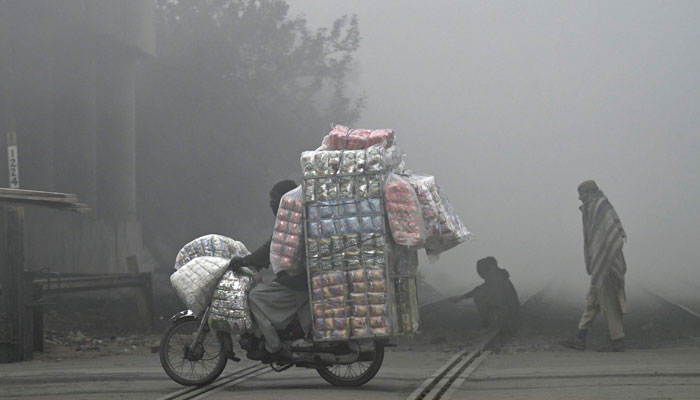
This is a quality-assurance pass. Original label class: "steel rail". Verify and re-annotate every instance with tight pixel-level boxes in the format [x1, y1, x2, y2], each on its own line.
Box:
[405, 282, 553, 400]
[440, 350, 491, 399]
[406, 329, 499, 400]
[156, 364, 271, 400]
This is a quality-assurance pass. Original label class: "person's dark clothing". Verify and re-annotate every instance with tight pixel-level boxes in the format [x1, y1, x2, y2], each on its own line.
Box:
[241, 179, 307, 291]
[243, 239, 307, 291]
[244, 180, 310, 355]
[469, 259, 520, 329]
[269, 180, 297, 215]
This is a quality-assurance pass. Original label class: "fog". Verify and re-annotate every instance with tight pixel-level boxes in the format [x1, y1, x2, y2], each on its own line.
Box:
[284, 0, 700, 296]
[2, 1, 698, 299]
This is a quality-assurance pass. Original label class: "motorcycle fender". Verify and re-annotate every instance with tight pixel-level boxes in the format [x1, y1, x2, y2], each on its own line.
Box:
[170, 310, 196, 323]
[314, 350, 359, 365]
[310, 341, 370, 365]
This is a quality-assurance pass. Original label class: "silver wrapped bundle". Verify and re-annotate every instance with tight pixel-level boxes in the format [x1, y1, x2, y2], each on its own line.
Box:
[300, 146, 386, 202]
[208, 270, 253, 333]
[174, 234, 250, 270]
[426, 184, 473, 261]
[170, 256, 231, 317]
[406, 174, 442, 243]
[171, 235, 250, 317]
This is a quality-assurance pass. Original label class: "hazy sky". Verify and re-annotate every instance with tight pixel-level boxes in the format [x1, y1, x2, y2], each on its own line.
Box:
[285, 1, 700, 294]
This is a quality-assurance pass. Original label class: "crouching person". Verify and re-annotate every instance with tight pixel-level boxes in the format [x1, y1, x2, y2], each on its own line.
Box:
[450, 256, 520, 331]
[228, 180, 311, 361]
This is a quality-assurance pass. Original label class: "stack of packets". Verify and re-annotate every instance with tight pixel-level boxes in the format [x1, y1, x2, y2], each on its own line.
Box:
[302, 142, 392, 341]
[171, 235, 251, 325]
[209, 270, 253, 333]
[174, 234, 249, 270]
[269, 186, 305, 275]
[392, 246, 421, 333]
[406, 175, 471, 260]
[384, 173, 425, 248]
[300, 146, 385, 202]
[323, 124, 395, 150]
[298, 125, 472, 341]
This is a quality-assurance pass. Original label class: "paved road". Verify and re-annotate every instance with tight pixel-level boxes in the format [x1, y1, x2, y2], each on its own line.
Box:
[2, 284, 699, 399]
[457, 347, 700, 400]
[3, 346, 700, 399]
[0, 350, 452, 399]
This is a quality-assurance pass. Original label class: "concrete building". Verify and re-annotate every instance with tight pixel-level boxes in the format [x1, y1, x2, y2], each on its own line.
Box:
[0, 0, 155, 274]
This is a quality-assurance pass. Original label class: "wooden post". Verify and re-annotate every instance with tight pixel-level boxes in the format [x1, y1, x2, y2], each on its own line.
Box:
[31, 278, 43, 353]
[21, 270, 34, 358]
[126, 256, 153, 331]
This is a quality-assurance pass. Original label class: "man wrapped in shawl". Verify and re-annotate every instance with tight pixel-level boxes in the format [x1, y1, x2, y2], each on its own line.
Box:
[561, 180, 627, 352]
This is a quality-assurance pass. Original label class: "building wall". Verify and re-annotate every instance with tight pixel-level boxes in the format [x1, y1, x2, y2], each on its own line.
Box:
[0, 0, 155, 274]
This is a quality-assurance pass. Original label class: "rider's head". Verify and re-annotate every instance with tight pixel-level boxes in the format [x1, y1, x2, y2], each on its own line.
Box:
[269, 180, 297, 215]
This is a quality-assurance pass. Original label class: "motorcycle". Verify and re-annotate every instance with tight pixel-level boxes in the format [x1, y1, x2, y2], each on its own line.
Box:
[159, 266, 388, 387]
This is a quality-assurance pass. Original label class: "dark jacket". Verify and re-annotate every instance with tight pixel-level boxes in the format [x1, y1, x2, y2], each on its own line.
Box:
[242, 179, 306, 292]
[243, 239, 308, 291]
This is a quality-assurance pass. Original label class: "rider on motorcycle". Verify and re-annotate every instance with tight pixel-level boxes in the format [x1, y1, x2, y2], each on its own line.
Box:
[228, 180, 311, 361]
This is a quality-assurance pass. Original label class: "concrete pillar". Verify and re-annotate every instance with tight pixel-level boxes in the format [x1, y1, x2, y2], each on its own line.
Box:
[52, 48, 97, 209]
[97, 54, 137, 221]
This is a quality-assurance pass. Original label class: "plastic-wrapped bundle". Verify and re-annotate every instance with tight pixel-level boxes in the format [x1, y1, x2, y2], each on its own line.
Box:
[348, 305, 389, 337]
[384, 173, 425, 248]
[171, 235, 250, 317]
[426, 184, 473, 260]
[170, 256, 231, 317]
[270, 186, 305, 275]
[406, 175, 441, 243]
[310, 265, 350, 339]
[312, 307, 350, 340]
[208, 270, 253, 333]
[302, 148, 370, 178]
[395, 277, 420, 334]
[307, 215, 381, 242]
[322, 125, 395, 150]
[174, 234, 250, 270]
[366, 146, 385, 173]
[346, 265, 390, 338]
[301, 149, 386, 202]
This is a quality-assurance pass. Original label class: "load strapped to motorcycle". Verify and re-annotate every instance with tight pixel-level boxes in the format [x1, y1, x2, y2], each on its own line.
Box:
[161, 126, 471, 387]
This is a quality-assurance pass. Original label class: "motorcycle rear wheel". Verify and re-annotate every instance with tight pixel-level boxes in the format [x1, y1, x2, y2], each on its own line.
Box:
[316, 341, 384, 387]
[159, 318, 228, 386]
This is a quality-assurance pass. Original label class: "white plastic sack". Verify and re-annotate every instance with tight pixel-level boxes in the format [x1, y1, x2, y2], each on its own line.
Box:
[174, 234, 249, 270]
[170, 256, 231, 317]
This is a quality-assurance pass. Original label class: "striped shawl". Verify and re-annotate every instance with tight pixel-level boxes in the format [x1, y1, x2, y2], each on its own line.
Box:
[580, 191, 627, 289]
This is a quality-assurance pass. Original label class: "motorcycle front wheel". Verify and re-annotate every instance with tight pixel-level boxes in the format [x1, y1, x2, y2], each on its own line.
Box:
[316, 341, 384, 387]
[159, 318, 228, 386]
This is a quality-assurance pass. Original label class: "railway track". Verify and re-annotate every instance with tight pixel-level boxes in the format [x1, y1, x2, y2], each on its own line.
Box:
[405, 283, 553, 400]
[155, 364, 272, 400]
[408, 283, 700, 400]
[645, 287, 700, 321]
